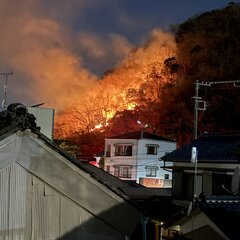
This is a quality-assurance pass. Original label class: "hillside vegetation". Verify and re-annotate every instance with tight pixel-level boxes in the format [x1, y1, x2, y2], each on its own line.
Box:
[55, 4, 240, 157]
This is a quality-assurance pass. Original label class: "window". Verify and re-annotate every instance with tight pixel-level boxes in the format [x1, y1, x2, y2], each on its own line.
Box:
[106, 145, 111, 157]
[115, 144, 132, 156]
[146, 144, 159, 155]
[114, 165, 132, 178]
[106, 165, 110, 173]
[164, 174, 169, 179]
[145, 166, 158, 177]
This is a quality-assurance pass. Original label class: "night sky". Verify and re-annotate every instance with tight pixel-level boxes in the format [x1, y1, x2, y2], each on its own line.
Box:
[0, 0, 233, 109]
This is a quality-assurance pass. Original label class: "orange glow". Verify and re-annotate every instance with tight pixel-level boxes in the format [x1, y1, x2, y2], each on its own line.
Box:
[0, 2, 176, 139]
[53, 29, 176, 138]
[127, 103, 136, 110]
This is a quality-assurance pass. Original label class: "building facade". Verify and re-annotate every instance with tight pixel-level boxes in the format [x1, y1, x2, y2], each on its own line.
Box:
[162, 133, 240, 200]
[104, 131, 176, 187]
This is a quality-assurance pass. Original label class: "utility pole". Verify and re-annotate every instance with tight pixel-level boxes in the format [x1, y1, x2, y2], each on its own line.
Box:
[193, 79, 240, 139]
[0, 72, 13, 110]
[193, 80, 209, 139]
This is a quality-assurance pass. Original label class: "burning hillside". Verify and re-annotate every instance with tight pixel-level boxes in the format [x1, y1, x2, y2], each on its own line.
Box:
[54, 29, 176, 138]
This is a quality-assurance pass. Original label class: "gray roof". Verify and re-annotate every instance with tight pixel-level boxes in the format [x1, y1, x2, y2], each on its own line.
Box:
[0, 104, 144, 236]
[162, 133, 240, 163]
[108, 130, 175, 142]
[199, 195, 240, 240]
[0, 103, 132, 201]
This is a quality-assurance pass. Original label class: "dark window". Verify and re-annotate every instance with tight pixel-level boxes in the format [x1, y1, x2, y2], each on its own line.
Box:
[146, 145, 158, 155]
[164, 174, 169, 179]
[115, 145, 132, 156]
[106, 145, 111, 157]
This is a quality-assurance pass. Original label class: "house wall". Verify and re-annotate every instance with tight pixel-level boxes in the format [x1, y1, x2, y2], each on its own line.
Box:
[0, 163, 123, 240]
[104, 138, 176, 185]
[104, 139, 138, 180]
[136, 139, 176, 184]
[172, 162, 240, 199]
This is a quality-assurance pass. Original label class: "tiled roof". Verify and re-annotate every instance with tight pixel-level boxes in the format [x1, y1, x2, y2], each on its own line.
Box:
[199, 195, 240, 240]
[108, 131, 175, 142]
[162, 133, 240, 163]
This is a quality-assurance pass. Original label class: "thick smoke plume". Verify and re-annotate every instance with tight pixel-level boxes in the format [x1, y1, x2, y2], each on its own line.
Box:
[0, 0, 176, 139]
[0, 0, 132, 111]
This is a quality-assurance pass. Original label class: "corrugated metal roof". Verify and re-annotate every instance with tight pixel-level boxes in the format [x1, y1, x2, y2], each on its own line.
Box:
[0, 104, 143, 238]
[0, 163, 124, 239]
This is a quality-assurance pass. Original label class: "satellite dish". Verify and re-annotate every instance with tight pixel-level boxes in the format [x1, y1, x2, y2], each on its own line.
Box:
[231, 166, 240, 195]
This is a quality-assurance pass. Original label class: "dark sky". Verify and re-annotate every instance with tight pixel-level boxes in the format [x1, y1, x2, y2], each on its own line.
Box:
[71, 0, 231, 44]
[0, 0, 234, 109]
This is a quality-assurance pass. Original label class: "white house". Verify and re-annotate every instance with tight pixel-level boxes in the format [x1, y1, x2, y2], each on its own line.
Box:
[104, 131, 176, 187]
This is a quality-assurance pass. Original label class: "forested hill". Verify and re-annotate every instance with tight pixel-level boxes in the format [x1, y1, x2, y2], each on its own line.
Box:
[172, 3, 240, 139]
[55, 3, 240, 157]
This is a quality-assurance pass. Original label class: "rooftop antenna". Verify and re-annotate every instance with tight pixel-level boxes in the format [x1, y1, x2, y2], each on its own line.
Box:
[0, 72, 13, 110]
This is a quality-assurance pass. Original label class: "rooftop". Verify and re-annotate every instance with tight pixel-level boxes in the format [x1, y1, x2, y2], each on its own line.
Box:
[162, 132, 240, 163]
[108, 130, 175, 142]
[198, 195, 240, 240]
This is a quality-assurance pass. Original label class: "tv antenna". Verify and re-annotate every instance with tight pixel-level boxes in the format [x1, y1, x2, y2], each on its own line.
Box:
[0, 72, 13, 110]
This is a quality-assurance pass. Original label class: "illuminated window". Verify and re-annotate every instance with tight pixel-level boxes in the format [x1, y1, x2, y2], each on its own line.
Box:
[146, 144, 159, 155]
[115, 144, 132, 156]
[145, 166, 158, 177]
[114, 165, 132, 178]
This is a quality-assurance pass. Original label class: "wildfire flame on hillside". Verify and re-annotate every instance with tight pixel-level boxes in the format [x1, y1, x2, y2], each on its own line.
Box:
[55, 29, 176, 138]
[0, 1, 176, 139]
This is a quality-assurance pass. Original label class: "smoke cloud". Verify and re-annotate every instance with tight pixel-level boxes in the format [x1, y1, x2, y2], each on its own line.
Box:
[0, 0, 133, 111]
